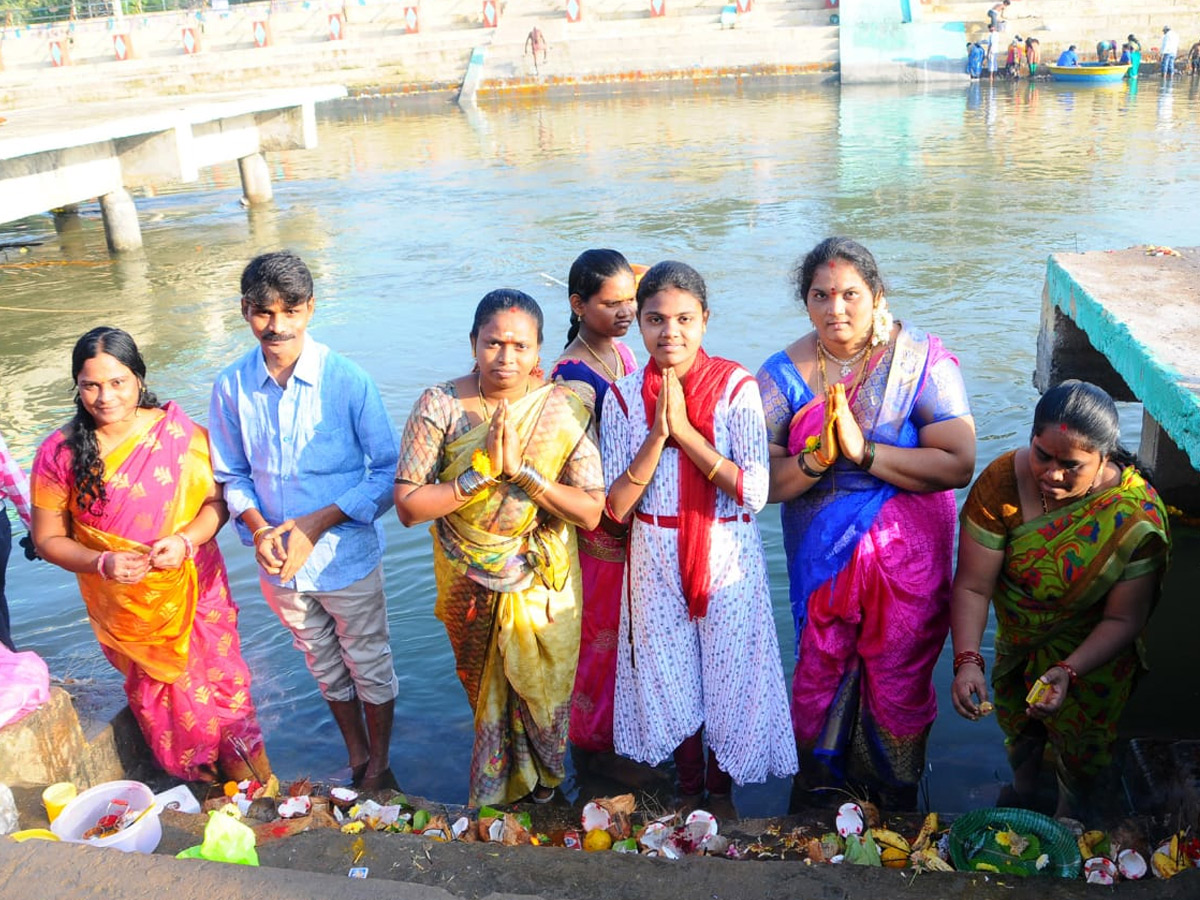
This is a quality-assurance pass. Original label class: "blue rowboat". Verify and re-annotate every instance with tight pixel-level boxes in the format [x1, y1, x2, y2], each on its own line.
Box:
[1046, 62, 1131, 83]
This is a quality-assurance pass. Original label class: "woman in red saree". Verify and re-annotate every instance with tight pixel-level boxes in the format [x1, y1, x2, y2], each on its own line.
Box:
[32, 327, 269, 783]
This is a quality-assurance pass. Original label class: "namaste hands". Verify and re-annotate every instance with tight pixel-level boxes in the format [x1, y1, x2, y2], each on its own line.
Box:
[650, 368, 697, 444]
[810, 383, 868, 467]
[485, 400, 524, 479]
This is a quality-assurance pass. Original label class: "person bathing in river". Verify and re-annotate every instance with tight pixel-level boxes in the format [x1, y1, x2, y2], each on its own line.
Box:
[549, 250, 645, 779]
[1025, 36, 1041, 77]
[950, 381, 1170, 819]
[602, 261, 797, 822]
[32, 327, 271, 783]
[756, 238, 976, 811]
[394, 291, 604, 807]
[209, 251, 402, 791]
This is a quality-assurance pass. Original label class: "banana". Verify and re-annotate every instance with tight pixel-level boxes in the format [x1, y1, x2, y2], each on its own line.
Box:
[911, 847, 954, 872]
[911, 813, 938, 853]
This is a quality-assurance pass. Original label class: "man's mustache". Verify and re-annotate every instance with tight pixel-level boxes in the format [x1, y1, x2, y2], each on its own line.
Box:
[262, 332, 294, 342]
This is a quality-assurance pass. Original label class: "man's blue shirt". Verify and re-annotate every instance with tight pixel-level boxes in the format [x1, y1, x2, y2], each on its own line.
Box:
[209, 336, 400, 592]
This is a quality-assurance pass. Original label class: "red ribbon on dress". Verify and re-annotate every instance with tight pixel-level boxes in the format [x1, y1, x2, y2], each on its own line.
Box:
[640, 348, 747, 620]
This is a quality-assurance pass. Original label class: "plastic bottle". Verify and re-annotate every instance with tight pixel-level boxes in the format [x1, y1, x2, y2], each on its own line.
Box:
[0, 783, 19, 835]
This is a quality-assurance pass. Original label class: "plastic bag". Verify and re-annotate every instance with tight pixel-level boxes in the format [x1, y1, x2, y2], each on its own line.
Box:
[176, 806, 259, 866]
[0, 783, 19, 835]
[0, 646, 50, 729]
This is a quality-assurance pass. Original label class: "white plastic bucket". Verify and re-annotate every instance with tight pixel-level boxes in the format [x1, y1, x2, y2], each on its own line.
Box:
[50, 780, 161, 854]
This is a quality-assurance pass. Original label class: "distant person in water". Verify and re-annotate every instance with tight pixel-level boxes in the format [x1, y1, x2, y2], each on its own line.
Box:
[1006, 35, 1024, 78]
[525, 25, 548, 75]
[1188, 40, 1200, 75]
[986, 25, 1001, 79]
[1126, 34, 1142, 78]
[1160, 25, 1179, 79]
[1057, 45, 1079, 67]
[1096, 40, 1117, 65]
[967, 41, 985, 78]
[1025, 36, 1041, 77]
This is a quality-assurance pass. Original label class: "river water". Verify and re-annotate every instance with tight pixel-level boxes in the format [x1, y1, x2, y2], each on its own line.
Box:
[3, 76, 1199, 816]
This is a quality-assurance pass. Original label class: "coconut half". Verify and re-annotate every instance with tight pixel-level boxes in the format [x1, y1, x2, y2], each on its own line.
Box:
[1084, 857, 1117, 886]
[1117, 848, 1147, 880]
[836, 802, 865, 838]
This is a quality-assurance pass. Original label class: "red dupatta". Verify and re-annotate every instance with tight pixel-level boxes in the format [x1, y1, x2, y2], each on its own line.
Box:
[640, 349, 751, 619]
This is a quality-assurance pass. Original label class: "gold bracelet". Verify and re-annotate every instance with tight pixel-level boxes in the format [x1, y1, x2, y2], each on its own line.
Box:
[251, 525, 272, 543]
[625, 467, 651, 486]
[705, 457, 724, 481]
[451, 477, 466, 503]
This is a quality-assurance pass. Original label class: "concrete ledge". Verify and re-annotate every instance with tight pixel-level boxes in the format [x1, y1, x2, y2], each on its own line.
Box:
[0, 687, 149, 789]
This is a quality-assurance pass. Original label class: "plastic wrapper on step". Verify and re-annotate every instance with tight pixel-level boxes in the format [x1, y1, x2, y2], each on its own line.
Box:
[0, 784, 18, 835]
[176, 807, 259, 866]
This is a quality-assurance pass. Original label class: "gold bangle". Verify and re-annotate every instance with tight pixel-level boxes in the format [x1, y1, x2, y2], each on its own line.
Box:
[251, 525, 272, 543]
[625, 467, 651, 486]
[451, 477, 466, 503]
[705, 457, 724, 481]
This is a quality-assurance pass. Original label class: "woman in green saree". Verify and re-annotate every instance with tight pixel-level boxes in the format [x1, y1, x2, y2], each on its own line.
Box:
[394, 290, 604, 807]
[950, 381, 1170, 818]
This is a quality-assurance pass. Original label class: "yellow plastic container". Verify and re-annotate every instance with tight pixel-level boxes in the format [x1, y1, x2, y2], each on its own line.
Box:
[42, 782, 77, 823]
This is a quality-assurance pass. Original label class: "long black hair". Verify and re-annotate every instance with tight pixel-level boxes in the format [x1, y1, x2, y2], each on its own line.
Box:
[564, 249, 633, 347]
[791, 237, 885, 307]
[635, 260, 708, 313]
[1032, 380, 1140, 472]
[65, 327, 160, 513]
[470, 289, 544, 345]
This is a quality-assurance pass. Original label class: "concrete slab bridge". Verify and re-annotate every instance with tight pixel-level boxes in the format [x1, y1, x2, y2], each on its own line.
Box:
[0, 85, 346, 252]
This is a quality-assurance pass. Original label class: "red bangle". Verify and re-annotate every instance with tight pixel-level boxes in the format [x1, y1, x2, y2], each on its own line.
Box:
[953, 650, 986, 676]
[1052, 661, 1078, 685]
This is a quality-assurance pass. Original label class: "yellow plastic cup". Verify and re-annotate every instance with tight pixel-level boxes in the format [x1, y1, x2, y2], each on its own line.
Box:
[42, 782, 76, 823]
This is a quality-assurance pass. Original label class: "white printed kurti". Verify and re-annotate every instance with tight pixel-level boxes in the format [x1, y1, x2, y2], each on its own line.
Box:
[600, 367, 798, 785]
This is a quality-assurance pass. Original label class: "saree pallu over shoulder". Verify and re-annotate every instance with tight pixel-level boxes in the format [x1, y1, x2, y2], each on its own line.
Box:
[51, 403, 210, 683]
[433, 383, 590, 594]
[773, 325, 935, 637]
[973, 466, 1170, 673]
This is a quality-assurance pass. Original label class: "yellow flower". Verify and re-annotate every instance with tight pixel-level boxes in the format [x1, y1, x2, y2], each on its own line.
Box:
[341, 821, 365, 834]
[803, 435, 821, 454]
[472, 449, 496, 479]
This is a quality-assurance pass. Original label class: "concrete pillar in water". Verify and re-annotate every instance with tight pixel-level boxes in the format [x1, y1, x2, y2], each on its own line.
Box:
[239, 152, 273, 205]
[1139, 410, 1200, 512]
[100, 188, 142, 253]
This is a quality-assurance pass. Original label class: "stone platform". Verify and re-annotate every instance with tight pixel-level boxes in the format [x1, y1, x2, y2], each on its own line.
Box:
[1035, 245, 1200, 512]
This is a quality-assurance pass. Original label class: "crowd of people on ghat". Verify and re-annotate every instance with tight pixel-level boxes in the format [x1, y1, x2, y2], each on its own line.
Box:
[968, 9, 1196, 82]
[0, 240, 1172, 823]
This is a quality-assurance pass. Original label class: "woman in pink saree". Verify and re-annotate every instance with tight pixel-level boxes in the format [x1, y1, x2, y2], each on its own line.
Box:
[756, 238, 976, 809]
[32, 327, 269, 783]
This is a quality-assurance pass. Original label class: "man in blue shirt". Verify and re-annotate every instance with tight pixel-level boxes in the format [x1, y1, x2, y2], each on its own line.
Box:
[1057, 45, 1079, 67]
[209, 250, 401, 791]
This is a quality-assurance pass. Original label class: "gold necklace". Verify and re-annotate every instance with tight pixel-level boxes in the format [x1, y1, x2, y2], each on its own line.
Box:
[477, 374, 530, 419]
[578, 335, 623, 383]
[477, 374, 492, 419]
[817, 342, 872, 395]
[817, 339, 870, 378]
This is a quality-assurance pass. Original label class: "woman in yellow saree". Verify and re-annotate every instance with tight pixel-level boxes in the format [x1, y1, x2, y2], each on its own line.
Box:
[32, 327, 269, 783]
[395, 290, 604, 807]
